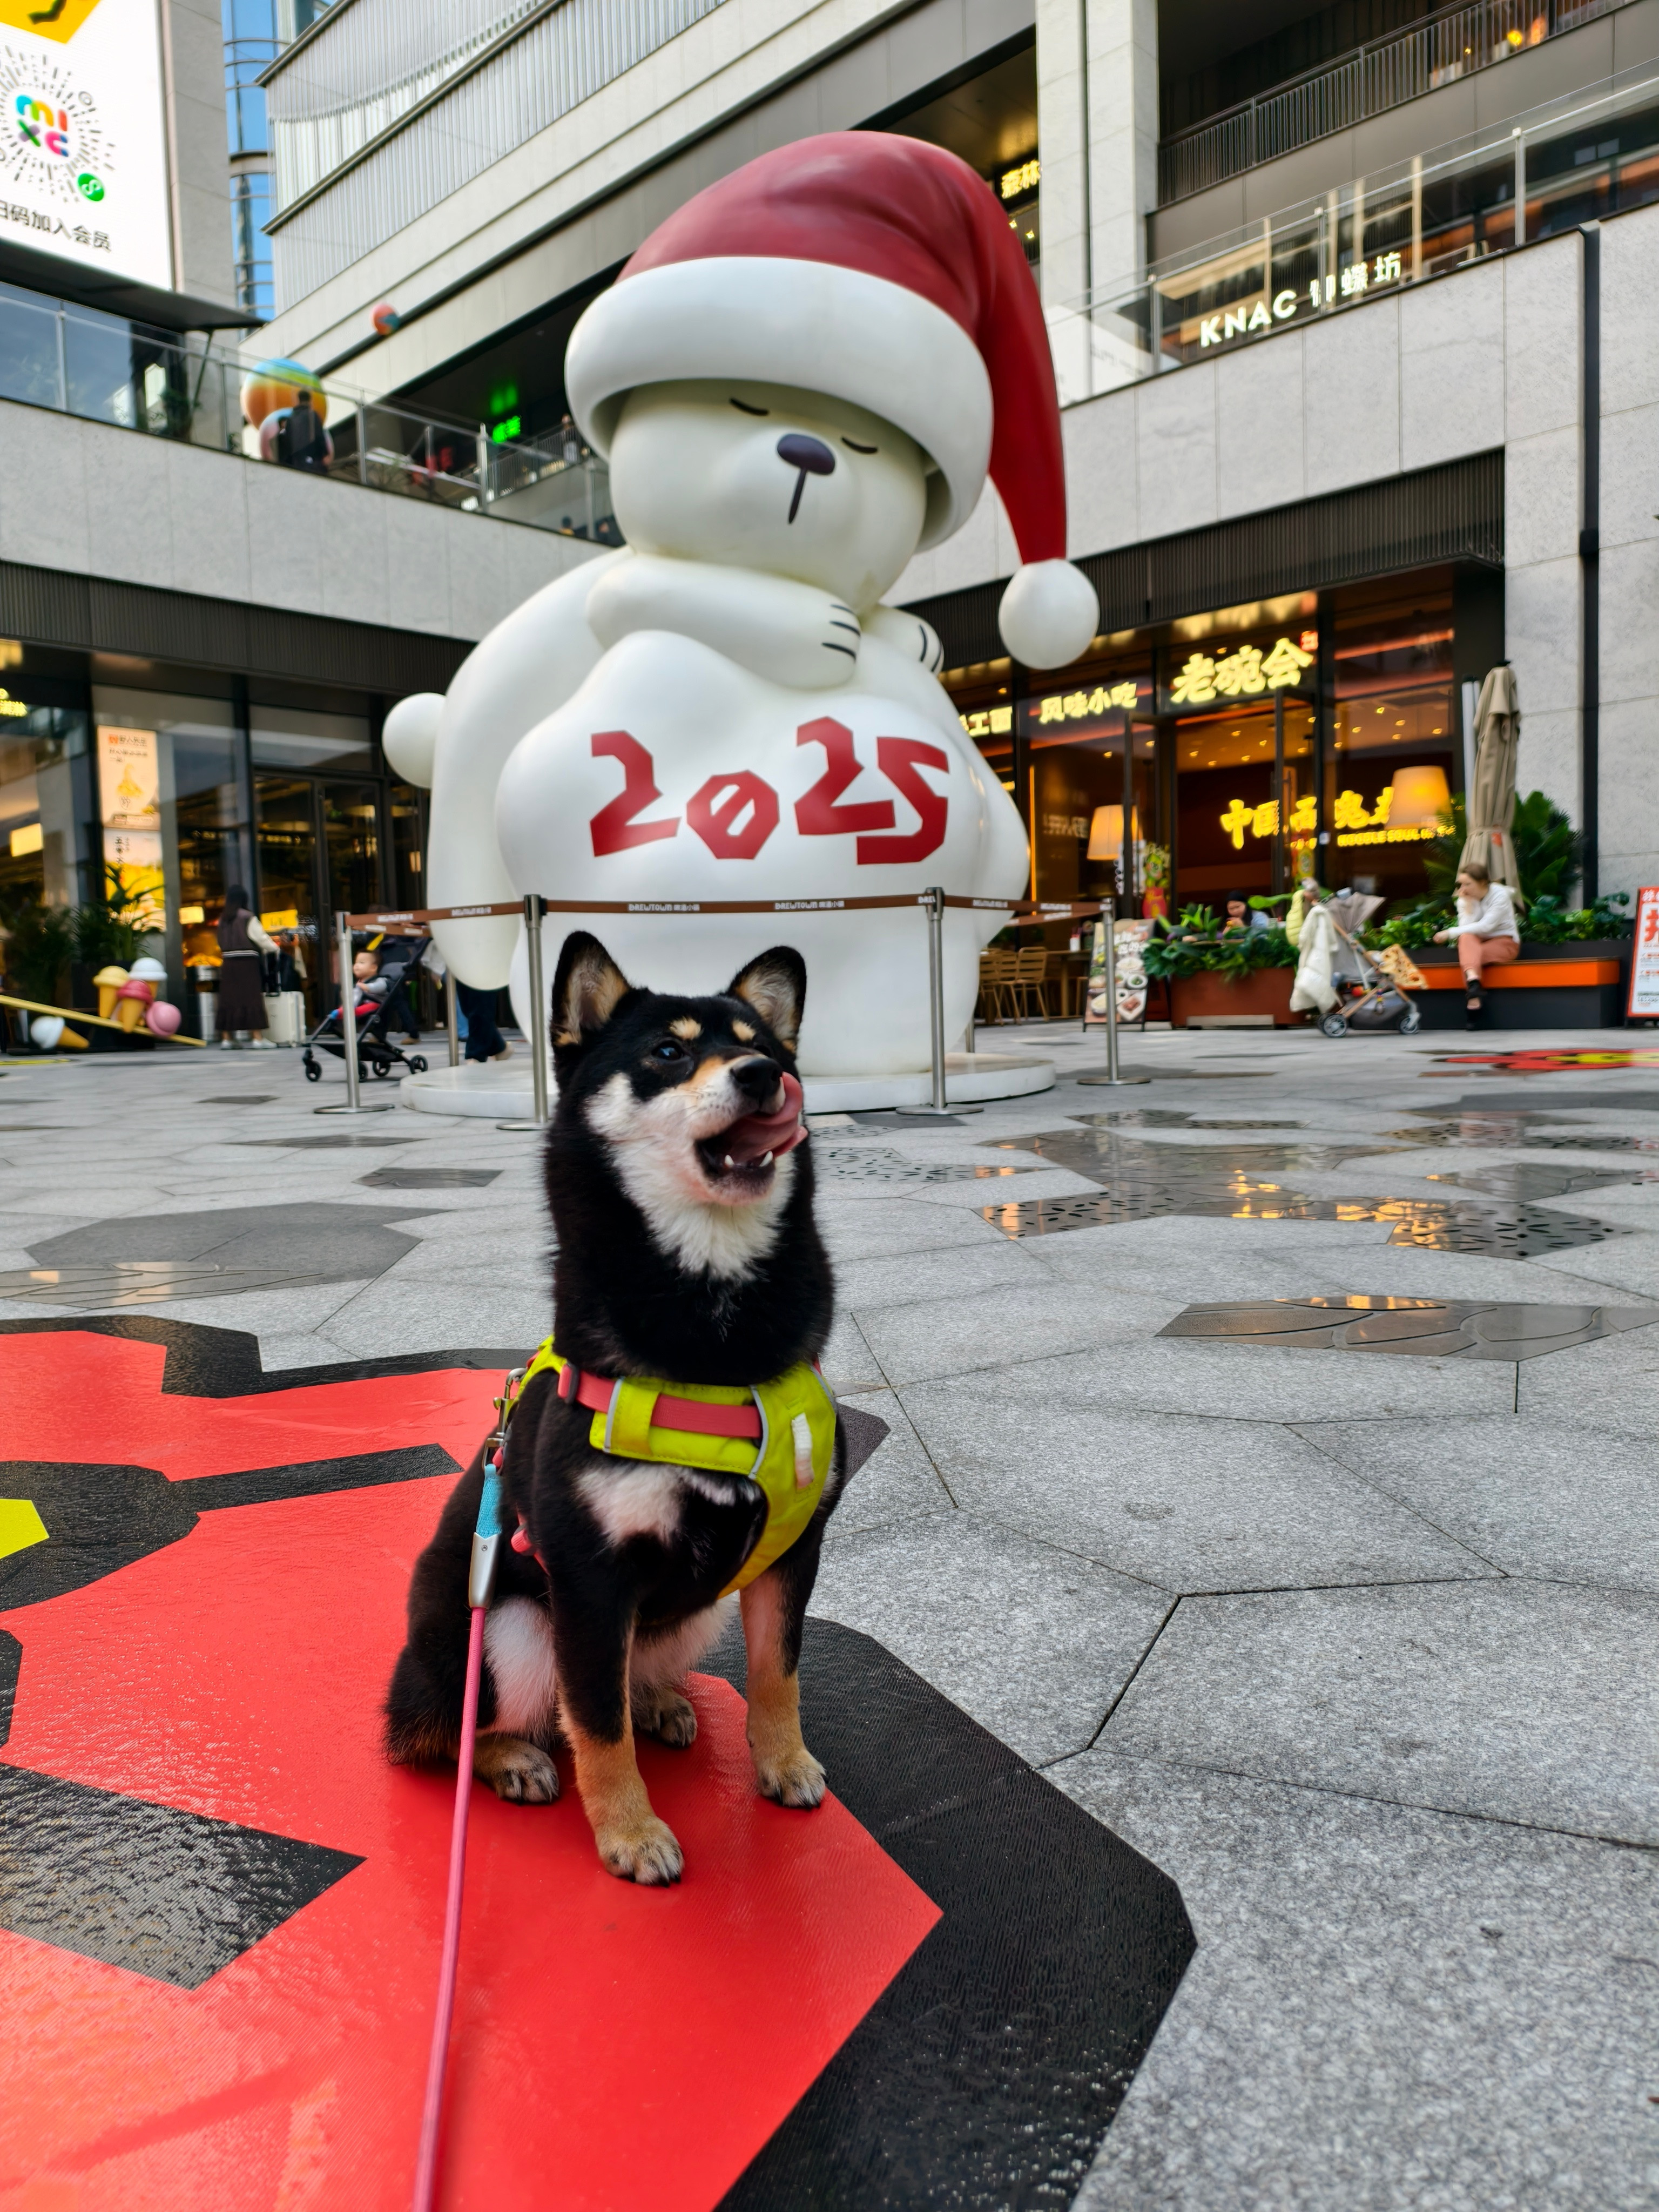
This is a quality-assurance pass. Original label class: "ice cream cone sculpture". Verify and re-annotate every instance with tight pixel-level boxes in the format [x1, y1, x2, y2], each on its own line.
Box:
[93, 965, 130, 1019]
[113, 979, 154, 1031]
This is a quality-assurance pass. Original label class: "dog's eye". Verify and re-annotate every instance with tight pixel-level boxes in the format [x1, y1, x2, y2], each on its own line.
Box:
[650, 1040, 687, 1062]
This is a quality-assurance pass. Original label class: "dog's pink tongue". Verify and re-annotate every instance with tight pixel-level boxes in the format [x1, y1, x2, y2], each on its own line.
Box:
[723, 1071, 807, 1166]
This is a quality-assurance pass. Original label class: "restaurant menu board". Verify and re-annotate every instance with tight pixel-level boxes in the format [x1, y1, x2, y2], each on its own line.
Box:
[1628, 887, 1659, 1019]
[1085, 918, 1154, 1026]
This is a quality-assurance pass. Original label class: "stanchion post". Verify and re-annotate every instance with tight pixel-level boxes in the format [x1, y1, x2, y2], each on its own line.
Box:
[340, 911, 361, 1108]
[315, 911, 393, 1112]
[1103, 896, 1120, 1085]
[496, 894, 550, 1132]
[911, 886, 980, 1118]
[1079, 892, 1149, 1086]
[444, 968, 460, 1068]
[525, 894, 549, 1125]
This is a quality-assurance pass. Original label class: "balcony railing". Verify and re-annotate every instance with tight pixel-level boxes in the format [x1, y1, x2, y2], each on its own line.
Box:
[1057, 58, 1659, 404]
[0, 285, 617, 542]
[1159, 0, 1629, 203]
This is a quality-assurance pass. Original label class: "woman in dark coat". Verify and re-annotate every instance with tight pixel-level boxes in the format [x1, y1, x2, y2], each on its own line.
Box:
[216, 886, 277, 1048]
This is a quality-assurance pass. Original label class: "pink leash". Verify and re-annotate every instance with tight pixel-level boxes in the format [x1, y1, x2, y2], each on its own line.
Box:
[411, 1393, 515, 2212]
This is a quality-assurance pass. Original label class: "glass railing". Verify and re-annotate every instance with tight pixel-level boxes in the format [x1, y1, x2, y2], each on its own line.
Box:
[1055, 59, 1659, 404]
[0, 281, 617, 542]
[1159, 0, 1629, 203]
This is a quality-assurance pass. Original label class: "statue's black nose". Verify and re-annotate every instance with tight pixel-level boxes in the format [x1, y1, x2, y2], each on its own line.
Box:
[777, 433, 835, 475]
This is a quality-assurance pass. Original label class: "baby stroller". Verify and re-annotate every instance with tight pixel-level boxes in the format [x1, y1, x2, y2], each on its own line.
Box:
[301, 937, 430, 1083]
[1313, 890, 1422, 1038]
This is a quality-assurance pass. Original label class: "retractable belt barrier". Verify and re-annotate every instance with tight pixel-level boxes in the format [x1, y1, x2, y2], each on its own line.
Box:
[332, 892, 1108, 1123]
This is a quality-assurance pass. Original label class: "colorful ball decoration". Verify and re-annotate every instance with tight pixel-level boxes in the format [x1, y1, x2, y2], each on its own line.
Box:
[240, 358, 327, 431]
[144, 1000, 183, 1038]
[372, 303, 401, 336]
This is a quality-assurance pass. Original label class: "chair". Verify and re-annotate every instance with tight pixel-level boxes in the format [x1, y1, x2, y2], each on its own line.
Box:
[977, 948, 1017, 1024]
[1012, 945, 1051, 1020]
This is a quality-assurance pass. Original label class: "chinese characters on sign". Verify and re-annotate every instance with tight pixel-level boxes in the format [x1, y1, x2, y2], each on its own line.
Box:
[1169, 635, 1313, 706]
[0, 199, 107, 247]
[1000, 158, 1039, 200]
[1034, 682, 1139, 724]
[1196, 252, 1407, 349]
[1217, 784, 1440, 851]
[959, 704, 1013, 739]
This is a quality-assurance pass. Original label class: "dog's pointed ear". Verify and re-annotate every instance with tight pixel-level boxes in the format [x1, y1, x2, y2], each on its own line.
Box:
[552, 931, 631, 1050]
[727, 946, 805, 1048]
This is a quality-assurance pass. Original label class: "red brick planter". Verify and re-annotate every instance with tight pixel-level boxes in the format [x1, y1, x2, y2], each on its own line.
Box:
[1168, 967, 1304, 1027]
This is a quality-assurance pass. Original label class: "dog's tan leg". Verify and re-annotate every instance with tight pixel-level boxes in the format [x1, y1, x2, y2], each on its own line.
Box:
[472, 1733, 559, 1803]
[562, 1714, 684, 1883]
[741, 1571, 826, 1809]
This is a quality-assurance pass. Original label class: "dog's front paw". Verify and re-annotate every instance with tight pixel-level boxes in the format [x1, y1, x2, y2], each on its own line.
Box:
[754, 1744, 826, 1809]
[474, 1735, 559, 1804]
[633, 1683, 698, 1749]
[596, 1812, 684, 1885]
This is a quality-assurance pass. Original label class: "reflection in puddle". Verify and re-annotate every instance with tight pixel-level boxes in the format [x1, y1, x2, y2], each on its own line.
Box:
[1160, 1296, 1659, 1360]
[978, 1128, 1627, 1255]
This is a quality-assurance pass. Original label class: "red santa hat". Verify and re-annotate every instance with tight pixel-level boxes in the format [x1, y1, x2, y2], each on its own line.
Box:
[564, 131, 1100, 670]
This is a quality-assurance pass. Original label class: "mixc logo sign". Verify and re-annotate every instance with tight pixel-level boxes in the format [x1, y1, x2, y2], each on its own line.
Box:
[0, 52, 108, 206]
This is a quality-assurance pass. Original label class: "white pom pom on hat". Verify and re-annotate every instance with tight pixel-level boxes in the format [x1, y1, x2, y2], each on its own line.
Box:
[565, 131, 1100, 668]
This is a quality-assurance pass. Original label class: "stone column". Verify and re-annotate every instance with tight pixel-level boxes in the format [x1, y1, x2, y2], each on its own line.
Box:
[1037, 0, 1159, 404]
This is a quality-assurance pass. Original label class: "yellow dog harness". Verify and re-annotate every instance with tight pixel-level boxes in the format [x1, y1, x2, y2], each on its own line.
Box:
[510, 1335, 836, 1596]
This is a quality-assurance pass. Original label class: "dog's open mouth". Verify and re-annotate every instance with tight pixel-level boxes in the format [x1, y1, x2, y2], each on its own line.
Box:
[696, 1071, 807, 1184]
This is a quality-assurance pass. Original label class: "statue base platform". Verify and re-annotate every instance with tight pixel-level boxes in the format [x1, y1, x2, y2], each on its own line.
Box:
[399, 1052, 1055, 1120]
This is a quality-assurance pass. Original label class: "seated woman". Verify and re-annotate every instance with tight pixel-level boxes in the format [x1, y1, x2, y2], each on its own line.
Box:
[1432, 861, 1519, 1025]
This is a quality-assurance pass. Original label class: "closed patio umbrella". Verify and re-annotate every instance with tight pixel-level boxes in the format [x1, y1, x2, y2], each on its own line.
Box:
[1460, 664, 1521, 893]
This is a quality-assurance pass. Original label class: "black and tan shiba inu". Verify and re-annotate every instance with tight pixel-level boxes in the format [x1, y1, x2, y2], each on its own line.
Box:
[386, 932, 845, 1883]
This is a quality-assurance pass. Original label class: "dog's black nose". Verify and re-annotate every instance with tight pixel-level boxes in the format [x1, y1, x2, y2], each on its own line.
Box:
[776, 433, 834, 476]
[730, 1056, 783, 1105]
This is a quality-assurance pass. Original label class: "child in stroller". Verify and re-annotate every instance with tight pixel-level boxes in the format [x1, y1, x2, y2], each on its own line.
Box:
[301, 934, 430, 1083]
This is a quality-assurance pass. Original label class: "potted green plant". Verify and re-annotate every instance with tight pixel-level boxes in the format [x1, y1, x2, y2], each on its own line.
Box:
[1143, 902, 1304, 1027]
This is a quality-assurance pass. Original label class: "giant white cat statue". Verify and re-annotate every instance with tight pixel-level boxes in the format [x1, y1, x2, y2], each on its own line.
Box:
[382, 132, 1099, 1078]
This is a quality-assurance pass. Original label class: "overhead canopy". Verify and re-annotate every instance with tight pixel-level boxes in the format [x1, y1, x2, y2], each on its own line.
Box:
[0, 238, 260, 334]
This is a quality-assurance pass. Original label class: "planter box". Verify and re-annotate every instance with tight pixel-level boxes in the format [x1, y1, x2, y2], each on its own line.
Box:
[1411, 941, 1629, 1029]
[1169, 967, 1304, 1028]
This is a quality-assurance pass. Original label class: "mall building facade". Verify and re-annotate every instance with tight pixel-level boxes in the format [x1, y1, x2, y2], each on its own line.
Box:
[9, 0, 1656, 1008]
[246, 0, 1659, 920]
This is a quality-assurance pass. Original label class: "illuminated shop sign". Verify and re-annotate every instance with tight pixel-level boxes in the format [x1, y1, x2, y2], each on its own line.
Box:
[959, 704, 1013, 739]
[1000, 158, 1039, 200]
[1218, 785, 1438, 851]
[1195, 253, 1405, 349]
[1168, 635, 1313, 707]
[1031, 681, 1142, 724]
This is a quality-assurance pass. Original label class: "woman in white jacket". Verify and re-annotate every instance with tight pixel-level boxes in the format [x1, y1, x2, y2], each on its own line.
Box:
[1432, 861, 1519, 1024]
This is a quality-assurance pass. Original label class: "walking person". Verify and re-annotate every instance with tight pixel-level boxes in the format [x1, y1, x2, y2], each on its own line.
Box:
[216, 886, 278, 1049]
[456, 980, 512, 1062]
[1432, 861, 1519, 1027]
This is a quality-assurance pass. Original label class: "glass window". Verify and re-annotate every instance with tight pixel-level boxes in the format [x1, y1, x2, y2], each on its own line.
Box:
[0, 287, 60, 409]
[389, 781, 424, 909]
[323, 783, 382, 922]
[1327, 581, 1457, 897]
[1018, 663, 1152, 905]
[0, 705, 90, 912]
[91, 689, 245, 957]
[231, 173, 273, 319]
[251, 705, 373, 773]
[1174, 696, 1316, 905]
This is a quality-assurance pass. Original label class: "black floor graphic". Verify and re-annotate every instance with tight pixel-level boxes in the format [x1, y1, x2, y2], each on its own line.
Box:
[817, 1147, 1037, 1187]
[1080, 1110, 1306, 1130]
[1426, 1162, 1653, 1201]
[0, 1765, 362, 1988]
[237, 1135, 422, 1149]
[1410, 1089, 1659, 1114]
[0, 1445, 458, 1608]
[710, 1620, 1196, 2210]
[848, 1110, 968, 1128]
[977, 1130, 1627, 1255]
[1079, 1067, 1276, 1082]
[1386, 1114, 1587, 1145]
[7, 1199, 454, 1306]
[357, 1167, 502, 1188]
[1161, 1296, 1659, 1359]
[199, 1096, 279, 1106]
[1522, 1131, 1659, 1154]
[0, 1629, 17, 1745]
[0, 1315, 528, 1395]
